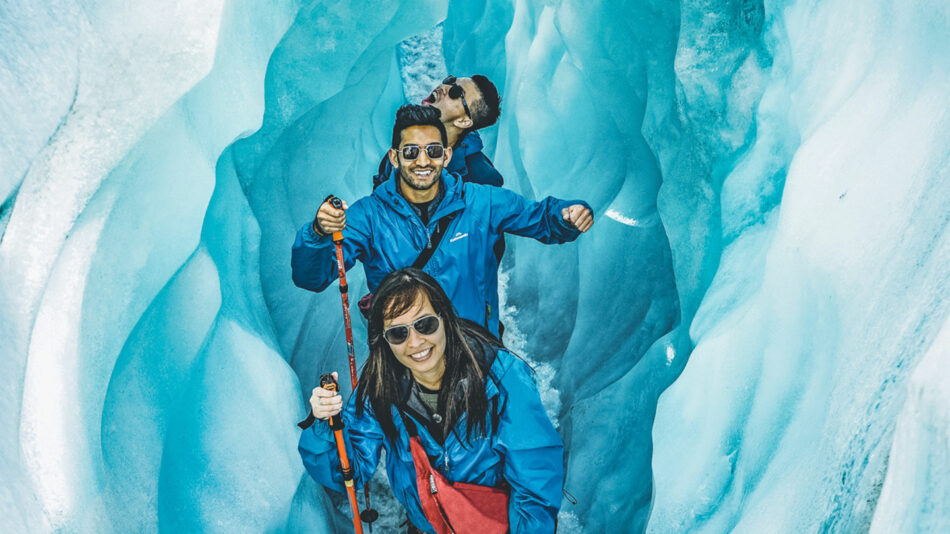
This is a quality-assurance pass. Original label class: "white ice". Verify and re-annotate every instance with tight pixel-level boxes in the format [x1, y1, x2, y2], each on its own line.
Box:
[2, 0, 949, 533]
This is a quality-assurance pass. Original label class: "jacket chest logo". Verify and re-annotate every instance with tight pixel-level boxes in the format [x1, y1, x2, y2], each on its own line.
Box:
[449, 232, 469, 243]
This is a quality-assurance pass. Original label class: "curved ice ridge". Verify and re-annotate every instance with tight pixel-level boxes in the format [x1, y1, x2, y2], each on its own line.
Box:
[1, 0, 948, 533]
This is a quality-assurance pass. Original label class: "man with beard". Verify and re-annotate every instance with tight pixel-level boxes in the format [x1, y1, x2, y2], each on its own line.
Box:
[292, 105, 593, 337]
[373, 75, 503, 189]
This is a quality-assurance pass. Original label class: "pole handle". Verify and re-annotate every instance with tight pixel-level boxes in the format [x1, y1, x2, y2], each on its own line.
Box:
[320, 373, 339, 392]
[320, 373, 344, 430]
[329, 197, 345, 242]
[296, 374, 341, 429]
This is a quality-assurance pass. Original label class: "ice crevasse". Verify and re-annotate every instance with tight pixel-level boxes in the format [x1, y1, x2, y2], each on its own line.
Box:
[0, 0, 948, 533]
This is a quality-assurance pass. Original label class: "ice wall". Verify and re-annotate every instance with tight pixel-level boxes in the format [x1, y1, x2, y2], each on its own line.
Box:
[1, 0, 308, 531]
[649, 0, 950, 533]
[1, 0, 456, 532]
[3, 0, 949, 533]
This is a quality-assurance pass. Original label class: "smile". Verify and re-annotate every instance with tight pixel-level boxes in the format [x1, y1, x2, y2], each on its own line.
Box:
[413, 169, 433, 177]
[409, 347, 432, 362]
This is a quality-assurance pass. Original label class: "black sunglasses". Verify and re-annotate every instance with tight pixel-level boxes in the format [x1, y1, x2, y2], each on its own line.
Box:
[443, 76, 472, 120]
[400, 143, 445, 160]
[382, 315, 442, 345]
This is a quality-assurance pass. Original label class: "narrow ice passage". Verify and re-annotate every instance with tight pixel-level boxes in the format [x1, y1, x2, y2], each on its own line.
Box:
[2, 1, 949, 533]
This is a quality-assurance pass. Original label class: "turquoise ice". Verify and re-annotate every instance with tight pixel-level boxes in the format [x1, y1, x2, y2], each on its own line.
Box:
[1, 0, 949, 533]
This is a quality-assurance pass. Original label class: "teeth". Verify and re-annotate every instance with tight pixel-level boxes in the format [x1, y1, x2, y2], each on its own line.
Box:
[414, 170, 432, 176]
[410, 348, 431, 361]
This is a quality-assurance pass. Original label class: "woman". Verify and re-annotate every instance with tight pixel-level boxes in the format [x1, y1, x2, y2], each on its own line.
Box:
[299, 268, 563, 533]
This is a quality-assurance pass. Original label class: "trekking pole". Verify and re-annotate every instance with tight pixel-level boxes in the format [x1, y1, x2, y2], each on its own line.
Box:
[320, 374, 364, 534]
[295, 195, 358, 431]
[296, 197, 379, 530]
[328, 197, 360, 393]
[328, 197, 380, 531]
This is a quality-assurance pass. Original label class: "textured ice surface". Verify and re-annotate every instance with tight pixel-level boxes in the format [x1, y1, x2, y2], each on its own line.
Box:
[649, 0, 950, 533]
[2, 0, 949, 533]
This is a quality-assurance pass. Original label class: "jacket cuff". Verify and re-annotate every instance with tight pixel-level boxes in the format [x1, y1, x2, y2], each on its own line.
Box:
[557, 199, 592, 236]
[312, 219, 328, 237]
[308, 421, 336, 450]
[304, 221, 332, 244]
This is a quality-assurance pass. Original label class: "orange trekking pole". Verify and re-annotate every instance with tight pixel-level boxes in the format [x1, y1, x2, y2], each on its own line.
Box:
[297, 196, 378, 531]
[328, 197, 360, 396]
[328, 197, 380, 530]
[320, 374, 364, 534]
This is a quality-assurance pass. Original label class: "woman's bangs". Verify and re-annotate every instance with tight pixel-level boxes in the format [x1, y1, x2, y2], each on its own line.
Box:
[381, 287, 428, 322]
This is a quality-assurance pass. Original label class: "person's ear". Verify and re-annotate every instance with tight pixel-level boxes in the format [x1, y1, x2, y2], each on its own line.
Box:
[452, 115, 473, 130]
[388, 148, 399, 168]
[443, 147, 453, 166]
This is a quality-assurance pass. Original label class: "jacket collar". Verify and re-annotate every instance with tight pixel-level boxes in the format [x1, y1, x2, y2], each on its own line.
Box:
[448, 131, 483, 166]
[447, 131, 484, 178]
[374, 168, 466, 224]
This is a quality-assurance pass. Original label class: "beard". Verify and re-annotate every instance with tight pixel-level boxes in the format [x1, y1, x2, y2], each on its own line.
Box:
[399, 166, 441, 192]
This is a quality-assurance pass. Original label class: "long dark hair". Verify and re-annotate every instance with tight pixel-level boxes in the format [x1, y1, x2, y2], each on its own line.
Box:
[355, 268, 501, 444]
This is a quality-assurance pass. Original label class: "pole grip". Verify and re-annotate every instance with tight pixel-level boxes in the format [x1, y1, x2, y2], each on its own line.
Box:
[320, 373, 344, 430]
[329, 197, 345, 243]
[297, 373, 340, 429]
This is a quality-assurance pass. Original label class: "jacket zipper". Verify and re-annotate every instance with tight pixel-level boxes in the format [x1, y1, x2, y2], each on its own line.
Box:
[409, 208, 431, 250]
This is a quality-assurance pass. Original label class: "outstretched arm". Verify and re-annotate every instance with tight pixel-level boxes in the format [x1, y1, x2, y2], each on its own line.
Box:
[487, 186, 594, 244]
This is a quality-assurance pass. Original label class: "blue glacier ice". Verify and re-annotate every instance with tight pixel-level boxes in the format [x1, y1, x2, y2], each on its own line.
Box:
[1, 0, 949, 533]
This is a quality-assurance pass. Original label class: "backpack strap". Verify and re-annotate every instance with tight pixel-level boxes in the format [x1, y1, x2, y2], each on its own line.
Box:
[356, 210, 458, 320]
[411, 211, 458, 270]
[372, 155, 391, 190]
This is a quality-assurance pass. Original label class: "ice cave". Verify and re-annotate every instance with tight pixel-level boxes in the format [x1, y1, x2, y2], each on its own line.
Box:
[1, 0, 948, 532]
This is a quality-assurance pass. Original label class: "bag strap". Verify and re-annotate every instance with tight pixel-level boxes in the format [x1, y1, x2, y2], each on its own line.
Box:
[399, 410, 420, 438]
[411, 211, 458, 270]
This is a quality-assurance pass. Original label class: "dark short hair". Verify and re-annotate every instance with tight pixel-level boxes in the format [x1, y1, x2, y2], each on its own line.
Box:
[469, 75, 501, 129]
[391, 104, 448, 149]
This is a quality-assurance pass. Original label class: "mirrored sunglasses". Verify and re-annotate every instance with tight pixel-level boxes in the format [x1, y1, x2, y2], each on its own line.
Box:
[400, 143, 445, 160]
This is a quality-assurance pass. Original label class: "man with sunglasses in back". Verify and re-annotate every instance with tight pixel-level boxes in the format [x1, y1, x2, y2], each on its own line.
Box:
[373, 75, 504, 190]
[292, 104, 593, 337]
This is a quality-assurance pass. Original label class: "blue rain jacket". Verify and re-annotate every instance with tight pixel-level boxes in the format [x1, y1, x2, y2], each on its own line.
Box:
[291, 170, 589, 335]
[298, 348, 564, 534]
[373, 130, 503, 189]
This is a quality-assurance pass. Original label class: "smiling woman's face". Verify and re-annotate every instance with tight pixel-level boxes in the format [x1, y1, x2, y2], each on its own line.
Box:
[383, 291, 447, 389]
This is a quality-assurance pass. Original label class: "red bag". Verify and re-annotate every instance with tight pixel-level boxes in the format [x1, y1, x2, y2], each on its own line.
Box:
[407, 435, 509, 534]
[403, 422, 508, 534]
